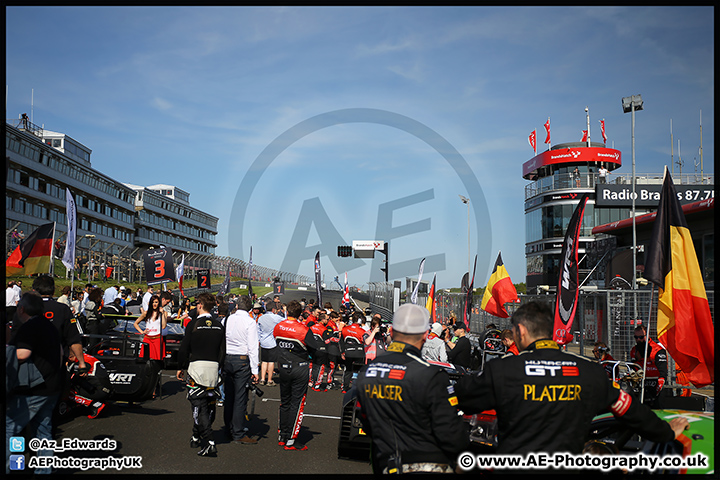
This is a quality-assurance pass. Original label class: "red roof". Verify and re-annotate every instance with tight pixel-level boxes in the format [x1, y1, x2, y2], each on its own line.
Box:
[592, 198, 714, 234]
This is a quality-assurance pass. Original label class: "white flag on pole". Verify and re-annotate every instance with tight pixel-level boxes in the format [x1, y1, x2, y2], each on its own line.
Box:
[62, 188, 77, 271]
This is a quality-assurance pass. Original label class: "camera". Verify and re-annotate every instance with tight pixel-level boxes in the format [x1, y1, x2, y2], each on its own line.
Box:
[247, 382, 264, 398]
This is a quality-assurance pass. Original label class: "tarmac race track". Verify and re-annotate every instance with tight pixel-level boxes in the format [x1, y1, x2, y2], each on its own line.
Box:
[49, 369, 372, 475]
[43, 290, 372, 475]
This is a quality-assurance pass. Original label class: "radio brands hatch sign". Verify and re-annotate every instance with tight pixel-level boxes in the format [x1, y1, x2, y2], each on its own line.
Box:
[595, 184, 714, 207]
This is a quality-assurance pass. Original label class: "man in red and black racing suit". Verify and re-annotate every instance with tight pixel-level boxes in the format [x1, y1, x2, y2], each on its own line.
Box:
[66, 352, 113, 419]
[455, 301, 688, 456]
[356, 304, 468, 474]
[273, 300, 320, 450]
[630, 325, 669, 398]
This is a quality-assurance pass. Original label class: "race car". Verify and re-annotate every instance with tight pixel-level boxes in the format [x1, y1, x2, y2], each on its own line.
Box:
[587, 408, 714, 475]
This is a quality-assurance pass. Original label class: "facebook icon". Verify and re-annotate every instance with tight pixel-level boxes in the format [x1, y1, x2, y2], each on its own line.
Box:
[9, 455, 25, 471]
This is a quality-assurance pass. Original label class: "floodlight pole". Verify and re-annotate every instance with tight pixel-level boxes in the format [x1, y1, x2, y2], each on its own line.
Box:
[459, 195, 470, 276]
[622, 95, 642, 297]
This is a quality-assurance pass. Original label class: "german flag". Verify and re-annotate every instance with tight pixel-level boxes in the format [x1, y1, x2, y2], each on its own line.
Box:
[644, 167, 714, 388]
[6, 222, 55, 276]
[425, 273, 437, 323]
[481, 252, 518, 318]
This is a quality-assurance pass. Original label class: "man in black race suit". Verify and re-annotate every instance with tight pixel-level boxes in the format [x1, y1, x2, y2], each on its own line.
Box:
[455, 301, 689, 455]
[356, 304, 468, 474]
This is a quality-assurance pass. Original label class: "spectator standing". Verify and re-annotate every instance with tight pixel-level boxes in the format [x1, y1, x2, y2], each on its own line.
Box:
[446, 323, 472, 368]
[6, 292, 63, 474]
[141, 285, 154, 314]
[102, 285, 119, 307]
[6, 281, 20, 321]
[84, 288, 105, 337]
[363, 314, 389, 363]
[421, 323, 448, 363]
[57, 286, 72, 309]
[222, 295, 260, 445]
[176, 292, 225, 457]
[257, 302, 283, 386]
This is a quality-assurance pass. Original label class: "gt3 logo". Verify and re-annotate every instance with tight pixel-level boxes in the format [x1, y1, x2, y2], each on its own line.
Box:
[525, 365, 562, 377]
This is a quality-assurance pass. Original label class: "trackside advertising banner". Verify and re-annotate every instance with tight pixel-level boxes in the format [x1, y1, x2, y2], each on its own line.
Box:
[553, 194, 589, 345]
[143, 246, 176, 285]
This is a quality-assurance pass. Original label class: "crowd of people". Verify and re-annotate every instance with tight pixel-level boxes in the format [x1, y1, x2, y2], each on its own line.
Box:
[6, 277, 693, 472]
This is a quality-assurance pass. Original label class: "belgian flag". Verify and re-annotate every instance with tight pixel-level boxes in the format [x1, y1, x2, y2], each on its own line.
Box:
[6, 223, 55, 276]
[644, 167, 714, 388]
[481, 252, 518, 318]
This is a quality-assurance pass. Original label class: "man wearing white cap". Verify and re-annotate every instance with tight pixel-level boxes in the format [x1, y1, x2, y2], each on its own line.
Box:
[421, 323, 447, 363]
[355, 304, 468, 474]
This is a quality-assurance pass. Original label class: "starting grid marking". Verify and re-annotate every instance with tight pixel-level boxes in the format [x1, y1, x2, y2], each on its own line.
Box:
[260, 398, 341, 420]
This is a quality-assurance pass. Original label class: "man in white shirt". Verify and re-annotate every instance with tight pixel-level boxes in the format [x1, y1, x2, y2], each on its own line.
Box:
[80, 284, 92, 315]
[103, 285, 119, 306]
[141, 286, 155, 314]
[221, 295, 259, 445]
[6, 281, 21, 320]
[598, 166, 609, 184]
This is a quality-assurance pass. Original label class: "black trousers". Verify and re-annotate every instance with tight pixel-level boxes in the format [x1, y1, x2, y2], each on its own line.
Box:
[187, 386, 218, 447]
[277, 361, 309, 441]
[222, 355, 251, 439]
[341, 356, 365, 392]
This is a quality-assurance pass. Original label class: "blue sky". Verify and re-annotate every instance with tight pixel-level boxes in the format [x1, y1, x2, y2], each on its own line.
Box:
[6, 6, 714, 290]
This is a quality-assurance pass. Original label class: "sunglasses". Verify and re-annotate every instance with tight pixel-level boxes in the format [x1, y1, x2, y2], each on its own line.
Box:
[634, 335, 645, 339]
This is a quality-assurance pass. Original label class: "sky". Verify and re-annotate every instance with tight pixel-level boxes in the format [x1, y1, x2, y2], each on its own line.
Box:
[5, 6, 714, 290]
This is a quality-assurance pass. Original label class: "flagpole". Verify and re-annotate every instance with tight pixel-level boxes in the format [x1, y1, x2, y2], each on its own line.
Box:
[50, 222, 57, 275]
[640, 284, 654, 404]
[585, 107, 591, 147]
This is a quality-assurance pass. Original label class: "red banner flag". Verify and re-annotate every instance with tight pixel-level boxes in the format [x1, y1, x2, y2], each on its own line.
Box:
[6, 222, 55, 276]
[581, 130, 588, 142]
[553, 194, 590, 345]
[600, 120, 607, 144]
[644, 167, 714, 388]
[481, 252, 518, 318]
[528, 130, 537, 154]
[543, 118, 551, 144]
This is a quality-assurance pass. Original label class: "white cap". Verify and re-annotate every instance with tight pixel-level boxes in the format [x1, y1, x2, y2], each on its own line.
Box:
[431, 323, 443, 337]
[392, 304, 430, 335]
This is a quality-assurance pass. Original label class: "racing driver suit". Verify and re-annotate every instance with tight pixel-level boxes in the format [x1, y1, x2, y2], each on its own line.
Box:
[355, 341, 469, 474]
[455, 339, 676, 454]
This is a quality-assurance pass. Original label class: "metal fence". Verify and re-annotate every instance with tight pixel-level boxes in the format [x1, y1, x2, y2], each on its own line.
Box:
[366, 285, 715, 387]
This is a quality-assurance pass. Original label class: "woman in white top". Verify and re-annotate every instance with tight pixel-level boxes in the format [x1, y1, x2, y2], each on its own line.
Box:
[133, 294, 168, 361]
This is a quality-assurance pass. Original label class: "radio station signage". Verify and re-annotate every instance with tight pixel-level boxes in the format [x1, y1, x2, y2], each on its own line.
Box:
[595, 184, 714, 207]
[523, 147, 621, 178]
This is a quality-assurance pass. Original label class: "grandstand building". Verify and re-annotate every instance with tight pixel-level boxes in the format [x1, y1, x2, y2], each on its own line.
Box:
[5, 118, 217, 278]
